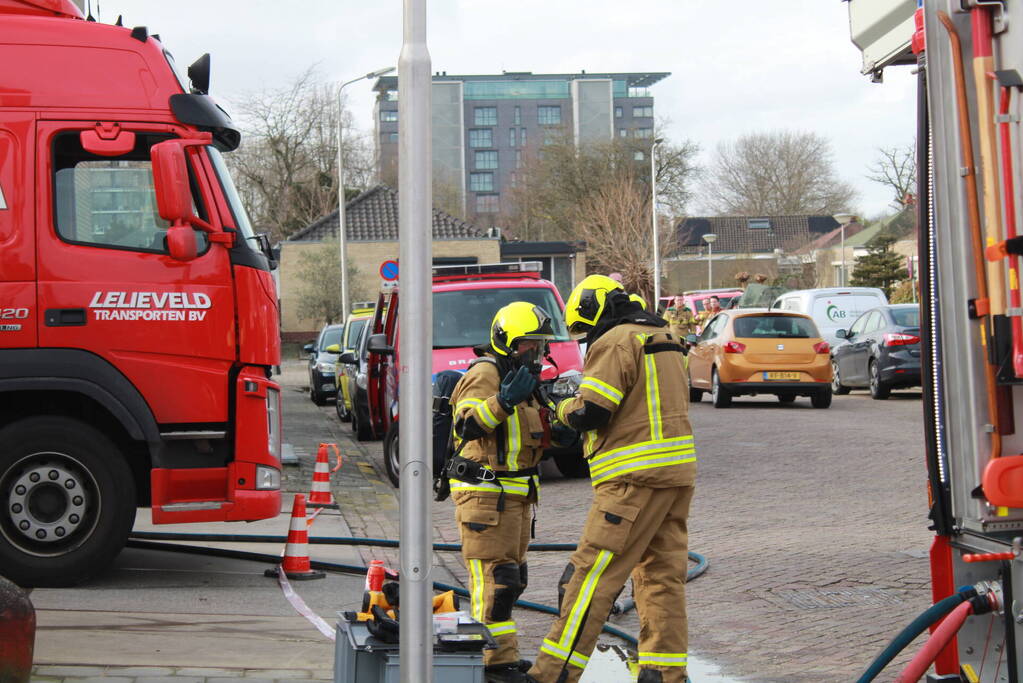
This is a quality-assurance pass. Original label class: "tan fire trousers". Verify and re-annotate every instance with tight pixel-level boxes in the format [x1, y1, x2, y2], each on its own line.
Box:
[455, 493, 532, 667]
[530, 480, 695, 683]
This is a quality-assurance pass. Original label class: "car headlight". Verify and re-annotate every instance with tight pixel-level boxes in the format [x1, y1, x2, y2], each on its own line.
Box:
[316, 361, 335, 373]
[549, 370, 583, 398]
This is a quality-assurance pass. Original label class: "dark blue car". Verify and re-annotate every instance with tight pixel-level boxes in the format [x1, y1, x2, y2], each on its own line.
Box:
[830, 304, 920, 399]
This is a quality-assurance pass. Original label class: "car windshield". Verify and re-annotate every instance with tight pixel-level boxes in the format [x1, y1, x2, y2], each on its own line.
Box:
[346, 318, 368, 349]
[321, 327, 343, 349]
[734, 315, 818, 338]
[891, 307, 920, 327]
[433, 286, 570, 348]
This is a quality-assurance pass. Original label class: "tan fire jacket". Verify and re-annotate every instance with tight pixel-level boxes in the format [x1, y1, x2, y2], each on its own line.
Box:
[449, 356, 543, 501]
[665, 308, 697, 339]
[556, 323, 697, 488]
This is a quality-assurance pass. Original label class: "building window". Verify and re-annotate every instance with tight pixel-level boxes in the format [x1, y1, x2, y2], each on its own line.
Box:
[509, 128, 517, 147]
[615, 106, 623, 119]
[520, 128, 527, 146]
[633, 106, 653, 118]
[635, 128, 654, 139]
[380, 110, 398, 122]
[510, 172, 517, 188]
[628, 86, 650, 98]
[538, 105, 561, 125]
[619, 129, 628, 138]
[470, 173, 494, 192]
[469, 128, 493, 148]
[474, 107, 497, 126]
[476, 194, 499, 213]
[475, 150, 498, 170]
[384, 91, 398, 102]
[634, 150, 645, 161]
[513, 106, 521, 125]
[390, 132, 399, 142]
[515, 151, 523, 169]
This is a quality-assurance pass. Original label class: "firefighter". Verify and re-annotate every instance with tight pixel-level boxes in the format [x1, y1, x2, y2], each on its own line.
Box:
[447, 301, 558, 683]
[528, 274, 697, 683]
[664, 296, 697, 342]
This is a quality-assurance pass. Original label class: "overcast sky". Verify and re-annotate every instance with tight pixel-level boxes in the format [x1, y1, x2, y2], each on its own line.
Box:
[99, 0, 917, 219]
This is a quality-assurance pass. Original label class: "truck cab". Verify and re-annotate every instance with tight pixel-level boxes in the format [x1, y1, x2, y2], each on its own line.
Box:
[365, 262, 587, 485]
[0, 0, 281, 586]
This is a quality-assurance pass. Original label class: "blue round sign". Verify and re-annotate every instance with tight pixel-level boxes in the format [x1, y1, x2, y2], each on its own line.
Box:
[379, 260, 399, 281]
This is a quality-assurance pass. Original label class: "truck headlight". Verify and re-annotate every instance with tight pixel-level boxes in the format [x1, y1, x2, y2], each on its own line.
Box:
[266, 387, 281, 462]
[255, 465, 281, 490]
[549, 370, 583, 398]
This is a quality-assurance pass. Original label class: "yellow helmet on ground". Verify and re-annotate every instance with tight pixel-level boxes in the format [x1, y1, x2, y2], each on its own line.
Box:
[629, 293, 647, 310]
[564, 274, 625, 333]
[490, 301, 556, 357]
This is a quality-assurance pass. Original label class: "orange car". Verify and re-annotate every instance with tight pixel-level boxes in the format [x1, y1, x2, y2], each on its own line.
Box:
[686, 309, 833, 408]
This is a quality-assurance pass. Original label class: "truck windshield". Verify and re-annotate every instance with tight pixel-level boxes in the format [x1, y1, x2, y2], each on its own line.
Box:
[206, 146, 259, 251]
[433, 287, 570, 348]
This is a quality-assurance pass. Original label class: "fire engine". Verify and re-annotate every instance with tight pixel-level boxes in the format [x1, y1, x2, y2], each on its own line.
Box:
[0, 0, 281, 586]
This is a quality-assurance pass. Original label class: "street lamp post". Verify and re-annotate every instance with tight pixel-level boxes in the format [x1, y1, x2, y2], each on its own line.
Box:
[651, 138, 664, 309]
[832, 213, 856, 286]
[702, 233, 717, 289]
[337, 66, 395, 321]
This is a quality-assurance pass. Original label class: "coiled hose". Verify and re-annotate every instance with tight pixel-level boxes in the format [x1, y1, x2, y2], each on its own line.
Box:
[127, 532, 709, 646]
[855, 586, 977, 683]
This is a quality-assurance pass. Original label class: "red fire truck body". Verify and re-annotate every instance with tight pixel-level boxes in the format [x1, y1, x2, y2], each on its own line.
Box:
[0, 0, 281, 586]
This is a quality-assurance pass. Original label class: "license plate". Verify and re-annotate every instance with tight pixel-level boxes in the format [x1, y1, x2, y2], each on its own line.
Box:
[764, 371, 800, 381]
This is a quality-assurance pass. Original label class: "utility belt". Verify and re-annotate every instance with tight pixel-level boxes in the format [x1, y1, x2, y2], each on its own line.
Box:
[444, 454, 538, 510]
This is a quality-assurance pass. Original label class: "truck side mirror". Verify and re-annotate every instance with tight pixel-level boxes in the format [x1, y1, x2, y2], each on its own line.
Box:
[150, 136, 215, 261]
[367, 333, 394, 356]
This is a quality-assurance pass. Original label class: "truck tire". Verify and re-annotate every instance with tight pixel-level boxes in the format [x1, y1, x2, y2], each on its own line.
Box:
[0, 417, 136, 587]
[553, 450, 589, 479]
[383, 424, 400, 488]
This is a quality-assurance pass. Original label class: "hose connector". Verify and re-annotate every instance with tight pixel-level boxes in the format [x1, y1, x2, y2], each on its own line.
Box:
[972, 580, 1004, 615]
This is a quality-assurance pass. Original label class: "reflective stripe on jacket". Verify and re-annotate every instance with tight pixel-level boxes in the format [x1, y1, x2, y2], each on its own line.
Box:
[559, 323, 696, 488]
[449, 356, 543, 500]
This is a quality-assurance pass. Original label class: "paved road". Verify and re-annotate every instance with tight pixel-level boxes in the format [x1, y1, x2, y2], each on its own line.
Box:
[31, 359, 930, 682]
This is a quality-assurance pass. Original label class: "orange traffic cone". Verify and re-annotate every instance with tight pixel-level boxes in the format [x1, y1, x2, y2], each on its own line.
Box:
[307, 442, 339, 509]
[264, 494, 325, 580]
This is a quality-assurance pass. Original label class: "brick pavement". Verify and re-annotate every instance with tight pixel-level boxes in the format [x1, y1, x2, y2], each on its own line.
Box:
[282, 359, 935, 682]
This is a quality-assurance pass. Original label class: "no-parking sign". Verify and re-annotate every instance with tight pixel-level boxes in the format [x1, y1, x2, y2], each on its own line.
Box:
[379, 260, 399, 281]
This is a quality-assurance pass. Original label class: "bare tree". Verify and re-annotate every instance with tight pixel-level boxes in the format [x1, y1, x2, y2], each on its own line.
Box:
[702, 130, 857, 215]
[571, 167, 679, 304]
[225, 67, 374, 242]
[293, 238, 369, 326]
[505, 130, 700, 241]
[866, 144, 917, 210]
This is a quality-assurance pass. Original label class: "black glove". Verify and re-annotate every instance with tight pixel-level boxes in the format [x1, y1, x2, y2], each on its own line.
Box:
[366, 604, 400, 643]
[551, 423, 579, 448]
[498, 365, 538, 412]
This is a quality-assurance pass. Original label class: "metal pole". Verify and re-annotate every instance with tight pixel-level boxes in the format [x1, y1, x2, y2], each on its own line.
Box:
[841, 223, 846, 286]
[651, 142, 660, 309]
[398, 0, 432, 680]
[336, 88, 350, 323]
[708, 242, 713, 289]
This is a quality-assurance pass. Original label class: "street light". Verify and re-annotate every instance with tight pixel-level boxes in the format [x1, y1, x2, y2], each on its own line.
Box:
[337, 66, 395, 321]
[651, 137, 664, 309]
[832, 213, 856, 286]
[702, 233, 718, 289]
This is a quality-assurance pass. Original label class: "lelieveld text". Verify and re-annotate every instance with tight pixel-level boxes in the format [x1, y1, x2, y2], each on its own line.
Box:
[89, 291, 212, 322]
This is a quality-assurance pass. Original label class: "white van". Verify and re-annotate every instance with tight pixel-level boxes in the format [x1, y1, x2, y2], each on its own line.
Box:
[770, 287, 889, 340]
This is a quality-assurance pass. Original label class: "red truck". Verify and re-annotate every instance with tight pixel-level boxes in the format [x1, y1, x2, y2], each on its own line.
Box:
[362, 262, 586, 486]
[0, 0, 282, 586]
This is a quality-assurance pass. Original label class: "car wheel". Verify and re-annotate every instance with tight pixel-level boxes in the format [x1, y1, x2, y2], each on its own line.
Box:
[383, 424, 400, 488]
[0, 417, 137, 587]
[353, 407, 373, 441]
[711, 368, 731, 408]
[811, 387, 833, 409]
[309, 375, 327, 406]
[554, 450, 590, 479]
[335, 393, 351, 422]
[869, 361, 891, 400]
[831, 360, 851, 395]
[777, 393, 796, 404]
[689, 387, 704, 403]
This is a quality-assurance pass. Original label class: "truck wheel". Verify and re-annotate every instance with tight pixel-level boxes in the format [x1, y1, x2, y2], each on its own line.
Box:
[383, 424, 400, 488]
[554, 450, 589, 479]
[0, 417, 136, 587]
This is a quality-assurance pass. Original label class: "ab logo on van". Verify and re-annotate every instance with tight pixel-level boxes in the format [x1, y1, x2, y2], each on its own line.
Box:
[826, 304, 847, 322]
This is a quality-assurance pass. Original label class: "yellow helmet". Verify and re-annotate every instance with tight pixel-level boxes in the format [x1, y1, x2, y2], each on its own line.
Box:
[629, 293, 647, 310]
[564, 274, 625, 333]
[490, 301, 556, 357]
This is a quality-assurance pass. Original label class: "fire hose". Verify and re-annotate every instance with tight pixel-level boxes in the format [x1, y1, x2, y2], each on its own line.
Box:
[127, 532, 709, 647]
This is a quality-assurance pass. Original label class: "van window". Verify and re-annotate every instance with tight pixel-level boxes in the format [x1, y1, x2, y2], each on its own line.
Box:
[811, 294, 884, 328]
[433, 286, 570, 349]
[781, 298, 801, 312]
